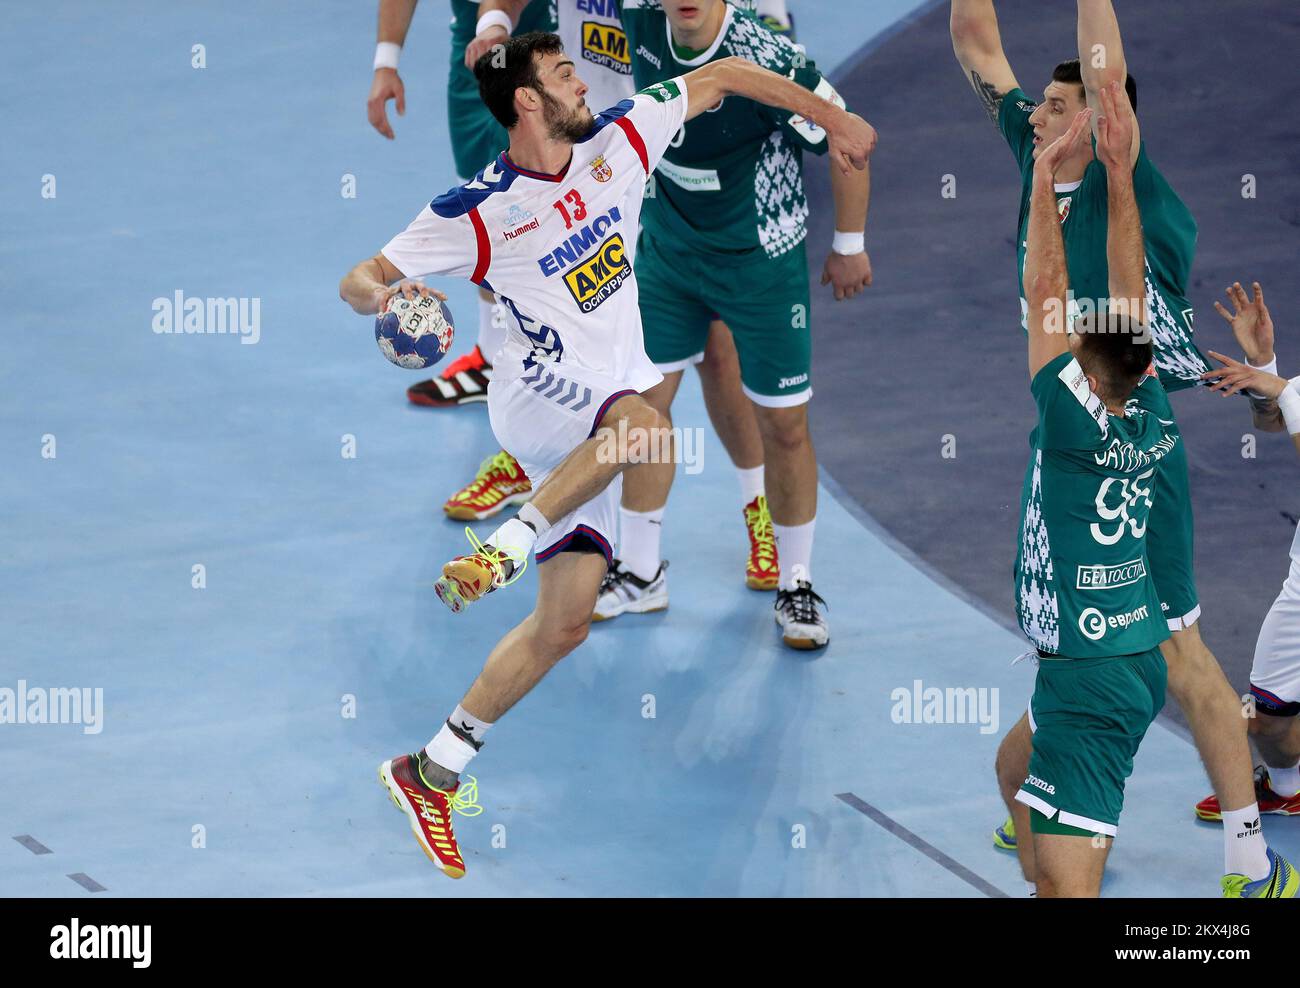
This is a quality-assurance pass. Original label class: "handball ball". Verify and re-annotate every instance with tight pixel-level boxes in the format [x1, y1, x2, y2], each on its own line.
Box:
[375, 292, 456, 370]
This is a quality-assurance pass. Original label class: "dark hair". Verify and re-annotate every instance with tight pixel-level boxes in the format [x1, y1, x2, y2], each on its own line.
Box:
[474, 31, 566, 130]
[1074, 311, 1152, 405]
[1052, 58, 1138, 113]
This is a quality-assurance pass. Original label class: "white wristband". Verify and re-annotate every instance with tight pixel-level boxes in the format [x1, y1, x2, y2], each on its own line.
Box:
[1247, 353, 1280, 400]
[1279, 379, 1300, 436]
[831, 230, 865, 255]
[374, 41, 401, 71]
[475, 10, 513, 37]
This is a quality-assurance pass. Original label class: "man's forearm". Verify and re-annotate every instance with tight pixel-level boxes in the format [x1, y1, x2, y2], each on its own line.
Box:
[712, 57, 848, 133]
[475, 0, 531, 28]
[1024, 176, 1070, 372]
[379, 0, 419, 45]
[1077, 0, 1126, 92]
[340, 258, 389, 315]
[830, 158, 869, 234]
[1105, 166, 1146, 321]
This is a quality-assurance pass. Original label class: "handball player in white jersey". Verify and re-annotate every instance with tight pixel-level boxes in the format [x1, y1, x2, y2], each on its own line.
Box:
[339, 30, 874, 877]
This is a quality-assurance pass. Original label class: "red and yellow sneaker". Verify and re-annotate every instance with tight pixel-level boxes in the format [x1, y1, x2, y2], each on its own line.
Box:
[407, 345, 492, 407]
[378, 754, 482, 879]
[434, 526, 528, 614]
[1195, 765, 1300, 821]
[744, 495, 780, 591]
[443, 450, 533, 522]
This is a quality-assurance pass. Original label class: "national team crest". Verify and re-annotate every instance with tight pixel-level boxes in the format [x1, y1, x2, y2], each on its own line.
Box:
[1057, 196, 1072, 223]
[589, 154, 613, 183]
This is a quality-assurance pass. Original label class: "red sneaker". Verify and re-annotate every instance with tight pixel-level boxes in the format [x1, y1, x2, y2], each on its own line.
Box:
[378, 754, 482, 878]
[408, 345, 492, 406]
[743, 495, 779, 591]
[443, 450, 532, 522]
[1194, 765, 1300, 821]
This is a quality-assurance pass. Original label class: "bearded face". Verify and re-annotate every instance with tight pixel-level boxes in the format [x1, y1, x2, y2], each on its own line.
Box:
[539, 85, 595, 142]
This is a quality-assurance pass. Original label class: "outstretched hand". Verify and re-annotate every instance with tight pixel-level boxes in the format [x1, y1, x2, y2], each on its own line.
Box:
[1200, 350, 1287, 399]
[1094, 80, 1135, 171]
[1213, 281, 1275, 366]
[1034, 108, 1093, 182]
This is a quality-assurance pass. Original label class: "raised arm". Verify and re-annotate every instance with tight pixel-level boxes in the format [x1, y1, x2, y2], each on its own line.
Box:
[950, 0, 1020, 124]
[1077, 0, 1140, 164]
[680, 57, 876, 174]
[465, 0, 534, 69]
[1094, 82, 1145, 323]
[1206, 282, 1286, 433]
[1025, 109, 1092, 378]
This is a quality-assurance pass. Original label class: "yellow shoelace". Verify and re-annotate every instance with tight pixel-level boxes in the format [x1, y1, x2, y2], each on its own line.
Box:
[464, 526, 529, 589]
[442, 774, 483, 817]
[746, 496, 777, 565]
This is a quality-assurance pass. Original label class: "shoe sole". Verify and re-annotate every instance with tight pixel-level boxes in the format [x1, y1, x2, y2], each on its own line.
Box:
[407, 391, 489, 408]
[376, 761, 465, 879]
[776, 614, 828, 650]
[443, 490, 532, 521]
[591, 598, 668, 623]
[746, 574, 779, 591]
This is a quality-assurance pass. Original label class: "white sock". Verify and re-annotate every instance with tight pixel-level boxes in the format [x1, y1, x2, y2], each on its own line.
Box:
[489, 513, 543, 560]
[1025, 881, 1037, 898]
[449, 704, 493, 746]
[619, 506, 664, 581]
[476, 295, 507, 361]
[736, 464, 764, 505]
[1221, 803, 1272, 880]
[1267, 760, 1300, 798]
[773, 517, 815, 590]
[425, 722, 478, 775]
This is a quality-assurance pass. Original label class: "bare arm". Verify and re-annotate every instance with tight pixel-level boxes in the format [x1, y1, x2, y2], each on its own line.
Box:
[950, 0, 1020, 124]
[680, 56, 876, 173]
[340, 253, 416, 315]
[1077, 0, 1140, 163]
[1094, 83, 1145, 322]
[1212, 282, 1286, 432]
[1025, 110, 1093, 378]
[820, 157, 872, 300]
[1201, 352, 1299, 451]
[465, 0, 534, 69]
[367, 0, 420, 138]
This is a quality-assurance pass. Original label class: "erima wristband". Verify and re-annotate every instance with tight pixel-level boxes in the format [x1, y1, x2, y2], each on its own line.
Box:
[475, 10, 513, 36]
[831, 230, 865, 255]
[1278, 379, 1300, 435]
[374, 41, 401, 71]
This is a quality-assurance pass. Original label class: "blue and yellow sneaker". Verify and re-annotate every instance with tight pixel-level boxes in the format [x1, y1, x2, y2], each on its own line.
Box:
[993, 815, 1017, 851]
[1222, 848, 1299, 898]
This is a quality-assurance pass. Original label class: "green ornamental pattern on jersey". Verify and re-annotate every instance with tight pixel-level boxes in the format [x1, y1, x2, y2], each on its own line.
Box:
[619, 0, 839, 258]
[999, 89, 1210, 392]
[1016, 353, 1177, 658]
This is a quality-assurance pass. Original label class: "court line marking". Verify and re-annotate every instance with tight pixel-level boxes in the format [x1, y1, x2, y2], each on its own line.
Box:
[836, 792, 1010, 898]
[14, 835, 52, 855]
[67, 873, 107, 893]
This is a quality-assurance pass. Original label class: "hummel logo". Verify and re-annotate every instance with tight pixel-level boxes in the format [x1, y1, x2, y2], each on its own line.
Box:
[459, 720, 475, 733]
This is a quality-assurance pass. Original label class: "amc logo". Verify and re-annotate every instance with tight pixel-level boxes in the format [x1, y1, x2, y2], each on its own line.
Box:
[563, 234, 629, 313]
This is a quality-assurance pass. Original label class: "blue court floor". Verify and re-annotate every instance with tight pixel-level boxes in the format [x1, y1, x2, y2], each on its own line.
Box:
[3, 0, 1294, 897]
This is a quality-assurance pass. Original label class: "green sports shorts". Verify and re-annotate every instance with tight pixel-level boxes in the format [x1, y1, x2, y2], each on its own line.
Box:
[1017, 648, 1167, 837]
[1132, 378, 1200, 629]
[634, 228, 812, 407]
[447, 45, 508, 181]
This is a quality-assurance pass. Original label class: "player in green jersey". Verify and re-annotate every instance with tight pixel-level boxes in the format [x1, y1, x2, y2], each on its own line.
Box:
[951, 0, 1293, 896]
[595, 0, 875, 650]
[1014, 97, 1173, 896]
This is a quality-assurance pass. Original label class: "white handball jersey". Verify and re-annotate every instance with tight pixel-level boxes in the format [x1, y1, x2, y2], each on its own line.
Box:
[382, 78, 690, 393]
[559, 0, 636, 116]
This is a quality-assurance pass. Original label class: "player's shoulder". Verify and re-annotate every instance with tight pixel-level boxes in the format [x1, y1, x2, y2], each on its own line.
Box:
[723, 6, 802, 70]
[429, 158, 521, 218]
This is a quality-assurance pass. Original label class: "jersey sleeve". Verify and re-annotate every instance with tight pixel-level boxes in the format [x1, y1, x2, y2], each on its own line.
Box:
[622, 76, 691, 172]
[1032, 352, 1113, 452]
[998, 88, 1038, 174]
[380, 200, 479, 281]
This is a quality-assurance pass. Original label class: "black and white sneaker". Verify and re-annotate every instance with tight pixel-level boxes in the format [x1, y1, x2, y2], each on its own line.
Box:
[774, 580, 828, 650]
[407, 345, 493, 407]
[592, 559, 668, 622]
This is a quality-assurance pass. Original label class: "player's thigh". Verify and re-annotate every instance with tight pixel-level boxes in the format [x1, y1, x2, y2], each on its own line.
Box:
[534, 548, 609, 640]
[640, 370, 684, 418]
[1248, 584, 1300, 725]
[996, 711, 1033, 783]
[702, 245, 811, 407]
[698, 320, 742, 380]
[1032, 831, 1109, 897]
[635, 231, 712, 370]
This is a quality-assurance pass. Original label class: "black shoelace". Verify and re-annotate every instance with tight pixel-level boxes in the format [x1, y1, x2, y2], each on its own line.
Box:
[776, 583, 827, 625]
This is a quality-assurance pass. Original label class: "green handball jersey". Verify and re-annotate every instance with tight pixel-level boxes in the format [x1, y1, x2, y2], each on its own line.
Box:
[619, 0, 842, 258]
[999, 90, 1210, 392]
[1016, 353, 1178, 657]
